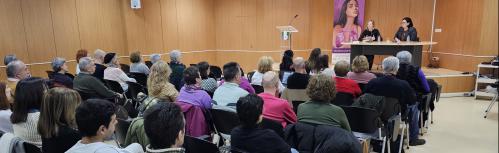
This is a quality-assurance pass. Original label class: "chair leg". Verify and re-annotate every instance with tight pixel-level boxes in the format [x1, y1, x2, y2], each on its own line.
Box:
[387, 138, 391, 153]
[431, 110, 434, 124]
[382, 136, 386, 153]
[398, 125, 405, 153]
[484, 95, 498, 118]
[406, 123, 410, 149]
[420, 113, 424, 136]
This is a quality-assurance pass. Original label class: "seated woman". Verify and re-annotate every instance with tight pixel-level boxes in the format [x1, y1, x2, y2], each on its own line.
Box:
[347, 55, 376, 84]
[49, 57, 73, 88]
[305, 48, 322, 74]
[279, 50, 294, 72]
[396, 51, 430, 94]
[38, 88, 81, 153]
[358, 20, 382, 70]
[297, 74, 351, 131]
[0, 82, 13, 133]
[317, 54, 335, 76]
[147, 61, 178, 102]
[168, 50, 186, 90]
[394, 17, 418, 42]
[176, 66, 212, 109]
[11, 77, 48, 147]
[129, 51, 150, 75]
[103, 53, 137, 91]
[197, 61, 218, 93]
[334, 61, 362, 98]
[251, 56, 285, 92]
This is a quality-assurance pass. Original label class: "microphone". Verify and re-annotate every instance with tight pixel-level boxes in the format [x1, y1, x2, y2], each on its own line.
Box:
[288, 14, 299, 25]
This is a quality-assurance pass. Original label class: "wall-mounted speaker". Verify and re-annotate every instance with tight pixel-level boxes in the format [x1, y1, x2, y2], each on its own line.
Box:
[131, 0, 141, 9]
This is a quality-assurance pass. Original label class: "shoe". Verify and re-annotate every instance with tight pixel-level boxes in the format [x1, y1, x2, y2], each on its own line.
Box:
[409, 139, 426, 146]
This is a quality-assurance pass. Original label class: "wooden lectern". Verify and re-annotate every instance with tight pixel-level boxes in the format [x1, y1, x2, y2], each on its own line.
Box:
[276, 26, 298, 50]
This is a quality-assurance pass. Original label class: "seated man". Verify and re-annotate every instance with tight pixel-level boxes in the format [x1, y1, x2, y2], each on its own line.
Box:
[286, 57, 310, 89]
[364, 56, 425, 146]
[334, 60, 362, 98]
[213, 62, 249, 107]
[73, 57, 120, 99]
[66, 99, 143, 153]
[258, 71, 297, 127]
[231, 94, 294, 153]
[143, 102, 186, 153]
[5, 60, 30, 97]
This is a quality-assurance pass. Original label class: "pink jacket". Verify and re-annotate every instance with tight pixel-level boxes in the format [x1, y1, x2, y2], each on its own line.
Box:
[258, 93, 297, 127]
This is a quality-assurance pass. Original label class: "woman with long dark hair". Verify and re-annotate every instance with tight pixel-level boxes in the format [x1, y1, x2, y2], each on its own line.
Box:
[279, 50, 294, 72]
[394, 17, 418, 41]
[333, 0, 362, 48]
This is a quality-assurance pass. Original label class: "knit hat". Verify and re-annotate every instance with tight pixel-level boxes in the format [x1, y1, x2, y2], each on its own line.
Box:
[104, 53, 116, 64]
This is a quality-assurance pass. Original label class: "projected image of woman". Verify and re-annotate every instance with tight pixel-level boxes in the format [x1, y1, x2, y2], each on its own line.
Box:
[333, 0, 362, 48]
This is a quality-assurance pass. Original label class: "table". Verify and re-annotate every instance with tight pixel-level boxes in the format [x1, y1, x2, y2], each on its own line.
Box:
[342, 41, 437, 67]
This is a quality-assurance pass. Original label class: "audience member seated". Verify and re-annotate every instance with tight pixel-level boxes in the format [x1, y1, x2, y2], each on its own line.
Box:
[150, 54, 162, 65]
[396, 51, 430, 94]
[66, 99, 143, 153]
[364, 56, 425, 146]
[220, 67, 255, 94]
[144, 102, 186, 153]
[297, 74, 351, 131]
[5, 60, 31, 97]
[130, 51, 150, 75]
[259, 71, 297, 127]
[231, 94, 295, 153]
[147, 61, 178, 102]
[11, 77, 47, 147]
[103, 52, 137, 91]
[306, 48, 322, 74]
[49, 57, 73, 88]
[279, 50, 294, 72]
[0, 82, 13, 133]
[177, 66, 212, 109]
[347, 55, 376, 84]
[168, 50, 186, 91]
[92, 49, 107, 81]
[213, 62, 249, 106]
[334, 60, 362, 98]
[38, 88, 82, 153]
[3, 54, 17, 65]
[197, 61, 218, 93]
[75, 49, 88, 74]
[74, 57, 120, 99]
[251, 56, 285, 92]
[318, 54, 334, 75]
[286, 57, 309, 90]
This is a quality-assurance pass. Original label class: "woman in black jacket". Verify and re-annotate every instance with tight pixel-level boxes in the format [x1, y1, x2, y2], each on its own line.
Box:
[358, 20, 382, 70]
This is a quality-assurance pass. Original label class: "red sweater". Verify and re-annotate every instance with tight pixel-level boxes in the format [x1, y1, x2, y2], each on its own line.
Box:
[335, 77, 362, 98]
[258, 93, 297, 127]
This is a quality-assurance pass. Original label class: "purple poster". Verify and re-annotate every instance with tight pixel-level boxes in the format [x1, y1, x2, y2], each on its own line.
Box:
[332, 0, 365, 64]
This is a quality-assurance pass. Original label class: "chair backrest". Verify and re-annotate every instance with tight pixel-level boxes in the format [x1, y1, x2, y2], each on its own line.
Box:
[145, 61, 153, 68]
[210, 109, 240, 134]
[260, 118, 284, 138]
[421, 93, 432, 113]
[129, 72, 148, 87]
[24, 142, 42, 153]
[183, 136, 219, 153]
[115, 118, 132, 146]
[357, 83, 366, 93]
[105, 79, 124, 94]
[127, 81, 146, 100]
[209, 66, 222, 80]
[381, 97, 400, 122]
[341, 106, 379, 134]
[252, 85, 264, 94]
[292, 101, 306, 114]
[120, 64, 130, 74]
[46, 70, 54, 77]
[331, 92, 355, 106]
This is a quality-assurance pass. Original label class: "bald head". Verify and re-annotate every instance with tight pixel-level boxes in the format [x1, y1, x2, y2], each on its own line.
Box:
[262, 71, 279, 90]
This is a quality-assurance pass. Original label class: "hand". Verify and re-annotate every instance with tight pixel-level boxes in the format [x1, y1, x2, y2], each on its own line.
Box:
[395, 38, 401, 43]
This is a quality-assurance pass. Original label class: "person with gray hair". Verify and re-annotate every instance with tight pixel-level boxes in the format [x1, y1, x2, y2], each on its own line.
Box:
[258, 71, 297, 127]
[73, 57, 120, 99]
[4, 54, 17, 65]
[49, 57, 73, 88]
[168, 50, 186, 90]
[150, 54, 161, 64]
[286, 57, 310, 89]
[364, 56, 426, 146]
[92, 49, 107, 81]
[396, 51, 430, 93]
[5, 60, 30, 99]
[333, 60, 361, 98]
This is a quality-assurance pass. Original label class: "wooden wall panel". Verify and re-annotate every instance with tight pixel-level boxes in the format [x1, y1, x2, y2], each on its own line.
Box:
[0, 0, 28, 62]
[478, 0, 498, 56]
[50, 0, 81, 60]
[160, 0, 180, 52]
[21, 0, 57, 63]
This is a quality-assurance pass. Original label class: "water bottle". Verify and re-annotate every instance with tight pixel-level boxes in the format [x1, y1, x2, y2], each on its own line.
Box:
[377, 36, 381, 42]
[406, 35, 411, 42]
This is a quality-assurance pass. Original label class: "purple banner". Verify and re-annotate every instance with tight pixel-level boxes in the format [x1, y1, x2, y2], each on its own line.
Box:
[332, 0, 365, 63]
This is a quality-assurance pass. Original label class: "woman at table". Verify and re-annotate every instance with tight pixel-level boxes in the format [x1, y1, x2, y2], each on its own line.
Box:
[333, 0, 362, 48]
[394, 17, 418, 42]
[358, 20, 382, 70]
